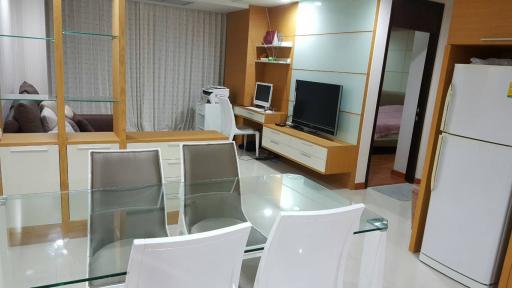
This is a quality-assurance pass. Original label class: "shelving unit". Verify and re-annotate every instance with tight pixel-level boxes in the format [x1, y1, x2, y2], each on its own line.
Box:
[256, 43, 293, 48]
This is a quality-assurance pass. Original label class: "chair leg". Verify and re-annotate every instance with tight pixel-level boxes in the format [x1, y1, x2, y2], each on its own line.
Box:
[243, 135, 247, 151]
[254, 132, 260, 158]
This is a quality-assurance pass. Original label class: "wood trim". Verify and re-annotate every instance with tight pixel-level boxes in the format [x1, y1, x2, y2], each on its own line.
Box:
[391, 169, 421, 184]
[52, 0, 70, 226]
[66, 132, 120, 145]
[112, 0, 127, 149]
[126, 131, 228, 143]
[354, 182, 366, 190]
[235, 106, 288, 124]
[354, 0, 381, 190]
[500, 232, 512, 288]
[0, 133, 59, 147]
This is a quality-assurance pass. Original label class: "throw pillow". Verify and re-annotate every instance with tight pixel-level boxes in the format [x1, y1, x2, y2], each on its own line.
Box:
[73, 115, 95, 132]
[40, 101, 74, 119]
[19, 81, 39, 94]
[13, 103, 44, 133]
[40, 107, 58, 132]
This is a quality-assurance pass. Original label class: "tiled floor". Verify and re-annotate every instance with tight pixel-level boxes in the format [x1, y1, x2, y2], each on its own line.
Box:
[1, 150, 465, 288]
[237, 150, 465, 288]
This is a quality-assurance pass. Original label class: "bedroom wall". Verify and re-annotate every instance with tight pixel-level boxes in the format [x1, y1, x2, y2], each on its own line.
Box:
[289, 0, 379, 145]
[0, 0, 49, 95]
[393, 31, 429, 174]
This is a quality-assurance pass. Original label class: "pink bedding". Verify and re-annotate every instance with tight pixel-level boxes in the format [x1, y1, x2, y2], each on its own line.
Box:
[375, 105, 403, 139]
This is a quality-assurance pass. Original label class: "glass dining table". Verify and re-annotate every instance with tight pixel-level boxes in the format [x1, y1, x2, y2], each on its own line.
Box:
[0, 174, 388, 288]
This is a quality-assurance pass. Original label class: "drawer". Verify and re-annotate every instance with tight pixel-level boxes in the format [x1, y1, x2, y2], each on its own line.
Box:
[0, 145, 60, 195]
[288, 137, 327, 160]
[264, 127, 327, 160]
[127, 142, 181, 160]
[162, 159, 182, 178]
[290, 149, 326, 173]
[234, 106, 264, 123]
[262, 134, 294, 159]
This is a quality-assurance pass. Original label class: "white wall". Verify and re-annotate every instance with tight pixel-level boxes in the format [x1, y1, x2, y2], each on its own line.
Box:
[0, 0, 49, 95]
[355, 0, 453, 184]
[393, 31, 429, 174]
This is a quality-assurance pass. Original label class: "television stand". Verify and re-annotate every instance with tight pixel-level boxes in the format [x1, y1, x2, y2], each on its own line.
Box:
[286, 123, 331, 140]
[262, 124, 357, 175]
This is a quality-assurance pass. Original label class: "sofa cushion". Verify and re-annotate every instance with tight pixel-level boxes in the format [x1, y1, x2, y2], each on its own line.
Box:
[73, 115, 95, 132]
[3, 109, 20, 133]
[40, 101, 74, 119]
[13, 103, 44, 133]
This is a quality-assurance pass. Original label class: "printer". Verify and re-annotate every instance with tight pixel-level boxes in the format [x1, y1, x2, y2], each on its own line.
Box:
[202, 86, 229, 104]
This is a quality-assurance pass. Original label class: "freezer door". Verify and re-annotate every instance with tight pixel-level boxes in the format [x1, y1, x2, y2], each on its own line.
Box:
[422, 134, 512, 285]
[445, 64, 512, 146]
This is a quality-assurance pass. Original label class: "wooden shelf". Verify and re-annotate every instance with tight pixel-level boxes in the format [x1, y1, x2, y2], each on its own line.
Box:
[126, 130, 228, 143]
[0, 133, 59, 147]
[66, 132, 120, 145]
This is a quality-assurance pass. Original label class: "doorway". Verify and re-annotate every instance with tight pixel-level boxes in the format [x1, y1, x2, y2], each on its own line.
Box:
[366, 0, 444, 187]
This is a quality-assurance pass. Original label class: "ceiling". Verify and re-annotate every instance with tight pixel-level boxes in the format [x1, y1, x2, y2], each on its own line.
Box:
[131, 0, 296, 13]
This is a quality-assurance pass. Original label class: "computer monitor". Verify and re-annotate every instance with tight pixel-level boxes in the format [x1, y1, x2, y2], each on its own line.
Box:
[253, 82, 273, 109]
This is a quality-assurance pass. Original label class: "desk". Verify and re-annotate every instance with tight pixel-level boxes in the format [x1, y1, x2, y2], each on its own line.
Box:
[233, 105, 287, 125]
[0, 174, 387, 288]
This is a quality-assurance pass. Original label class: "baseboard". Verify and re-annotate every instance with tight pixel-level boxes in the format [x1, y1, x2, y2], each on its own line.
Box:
[391, 169, 422, 184]
[354, 182, 366, 190]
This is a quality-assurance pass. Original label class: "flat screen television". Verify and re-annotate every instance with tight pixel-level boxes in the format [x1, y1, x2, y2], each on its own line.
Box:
[292, 80, 342, 136]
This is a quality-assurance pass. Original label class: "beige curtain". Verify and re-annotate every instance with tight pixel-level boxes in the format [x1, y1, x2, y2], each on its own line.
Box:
[126, 2, 226, 131]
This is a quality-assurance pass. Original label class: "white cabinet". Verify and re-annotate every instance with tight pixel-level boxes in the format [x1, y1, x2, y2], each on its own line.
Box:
[127, 142, 182, 182]
[67, 143, 119, 221]
[0, 145, 60, 195]
[262, 127, 328, 173]
[0, 145, 61, 226]
[195, 103, 221, 131]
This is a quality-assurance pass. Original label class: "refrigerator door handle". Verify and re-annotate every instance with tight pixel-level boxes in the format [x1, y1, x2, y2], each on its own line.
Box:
[431, 134, 444, 191]
[440, 83, 454, 131]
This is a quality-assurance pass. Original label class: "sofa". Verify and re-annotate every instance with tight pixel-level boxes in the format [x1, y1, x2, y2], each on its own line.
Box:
[3, 101, 113, 133]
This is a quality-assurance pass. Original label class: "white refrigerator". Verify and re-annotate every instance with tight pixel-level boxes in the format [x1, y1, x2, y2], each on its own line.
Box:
[420, 64, 512, 288]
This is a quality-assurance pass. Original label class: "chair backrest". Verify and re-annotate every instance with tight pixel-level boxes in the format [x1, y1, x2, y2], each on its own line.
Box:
[218, 97, 237, 140]
[125, 222, 252, 288]
[88, 149, 168, 263]
[89, 149, 163, 190]
[253, 204, 365, 288]
[181, 142, 240, 183]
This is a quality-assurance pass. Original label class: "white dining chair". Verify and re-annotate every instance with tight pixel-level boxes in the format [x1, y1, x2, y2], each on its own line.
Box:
[123, 222, 252, 288]
[239, 204, 365, 288]
[218, 97, 260, 157]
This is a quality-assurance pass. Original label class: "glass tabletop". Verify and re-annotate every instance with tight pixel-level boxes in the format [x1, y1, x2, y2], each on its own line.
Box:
[0, 174, 387, 288]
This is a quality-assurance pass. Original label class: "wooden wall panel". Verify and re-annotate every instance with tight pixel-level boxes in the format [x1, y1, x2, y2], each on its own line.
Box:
[449, 0, 512, 45]
[224, 9, 250, 106]
[246, 6, 269, 105]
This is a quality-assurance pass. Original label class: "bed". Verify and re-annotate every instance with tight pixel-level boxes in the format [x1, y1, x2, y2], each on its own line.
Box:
[373, 91, 404, 148]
